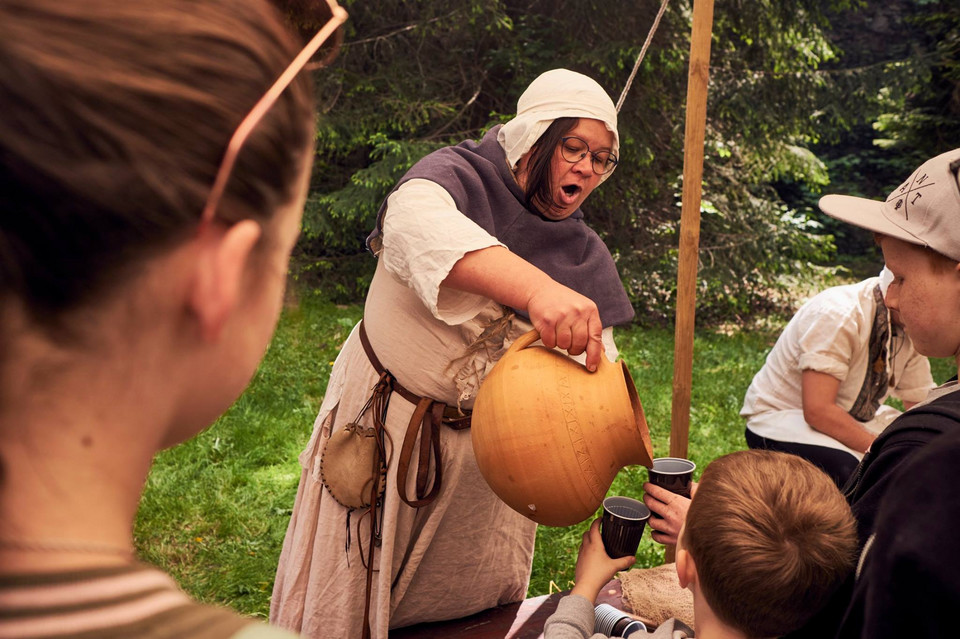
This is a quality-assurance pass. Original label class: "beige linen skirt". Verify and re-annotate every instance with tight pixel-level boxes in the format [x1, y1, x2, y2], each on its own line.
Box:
[269, 320, 537, 639]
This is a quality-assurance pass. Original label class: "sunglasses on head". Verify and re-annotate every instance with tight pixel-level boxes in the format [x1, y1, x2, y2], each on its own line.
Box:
[200, 0, 347, 226]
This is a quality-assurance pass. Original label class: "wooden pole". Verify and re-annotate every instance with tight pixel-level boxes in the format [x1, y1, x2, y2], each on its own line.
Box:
[665, 0, 715, 563]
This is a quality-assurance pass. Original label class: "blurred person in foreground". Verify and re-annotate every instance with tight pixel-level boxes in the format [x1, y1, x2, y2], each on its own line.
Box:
[0, 0, 344, 636]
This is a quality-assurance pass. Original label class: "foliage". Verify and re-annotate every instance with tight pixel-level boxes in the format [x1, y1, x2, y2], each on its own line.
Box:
[872, 0, 960, 156]
[293, 0, 956, 321]
[774, 0, 960, 260]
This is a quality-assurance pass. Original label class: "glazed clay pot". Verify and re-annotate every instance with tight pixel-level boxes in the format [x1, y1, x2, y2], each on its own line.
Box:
[471, 330, 654, 527]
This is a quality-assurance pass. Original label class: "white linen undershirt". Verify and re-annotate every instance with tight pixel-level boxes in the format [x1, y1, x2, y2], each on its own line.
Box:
[378, 178, 618, 361]
[741, 278, 934, 453]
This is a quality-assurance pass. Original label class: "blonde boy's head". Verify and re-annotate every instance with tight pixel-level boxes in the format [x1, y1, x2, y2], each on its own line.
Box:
[680, 450, 856, 637]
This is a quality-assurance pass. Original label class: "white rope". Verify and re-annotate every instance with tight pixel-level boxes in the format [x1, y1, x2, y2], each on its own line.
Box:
[616, 0, 671, 112]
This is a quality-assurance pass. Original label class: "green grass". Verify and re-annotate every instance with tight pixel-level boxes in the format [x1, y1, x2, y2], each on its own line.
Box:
[134, 292, 959, 616]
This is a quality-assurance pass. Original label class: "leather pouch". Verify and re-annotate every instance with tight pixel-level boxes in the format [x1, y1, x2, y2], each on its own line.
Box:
[320, 422, 385, 509]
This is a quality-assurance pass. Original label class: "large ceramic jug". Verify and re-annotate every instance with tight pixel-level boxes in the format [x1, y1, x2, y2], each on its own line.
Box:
[471, 330, 654, 527]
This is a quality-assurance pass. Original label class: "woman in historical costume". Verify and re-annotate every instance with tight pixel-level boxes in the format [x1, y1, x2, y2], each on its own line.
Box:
[270, 68, 635, 638]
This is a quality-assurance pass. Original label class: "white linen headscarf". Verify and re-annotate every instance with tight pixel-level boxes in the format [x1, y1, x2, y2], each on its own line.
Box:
[878, 265, 895, 298]
[498, 68, 620, 184]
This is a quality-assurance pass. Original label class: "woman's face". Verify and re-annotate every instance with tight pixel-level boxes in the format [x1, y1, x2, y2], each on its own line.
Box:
[545, 118, 614, 220]
[161, 158, 311, 450]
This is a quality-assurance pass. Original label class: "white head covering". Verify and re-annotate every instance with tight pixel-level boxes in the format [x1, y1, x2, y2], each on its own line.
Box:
[878, 265, 895, 298]
[498, 68, 620, 184]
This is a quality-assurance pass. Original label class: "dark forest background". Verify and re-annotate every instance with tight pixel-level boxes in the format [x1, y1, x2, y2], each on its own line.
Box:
[283, 0, 959, 325]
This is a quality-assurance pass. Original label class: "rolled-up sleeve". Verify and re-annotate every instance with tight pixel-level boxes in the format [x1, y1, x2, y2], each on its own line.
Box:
[796, 308, 857, 381]
[893, 341, 935, 404]
[380, 178, 505, 324]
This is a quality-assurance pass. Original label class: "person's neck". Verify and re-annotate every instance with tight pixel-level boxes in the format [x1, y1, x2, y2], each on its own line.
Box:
[691, 593, 751, 639]
[0, 339, 173, 573]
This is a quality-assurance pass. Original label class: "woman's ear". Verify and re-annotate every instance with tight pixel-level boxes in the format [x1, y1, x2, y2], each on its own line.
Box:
[188, 219, 262, 341]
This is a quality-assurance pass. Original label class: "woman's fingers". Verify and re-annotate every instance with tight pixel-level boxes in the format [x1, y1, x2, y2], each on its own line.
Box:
[527, 282, 602, 370]
[555, 323, 574, 352]
[583, 318, 603, 372]
[539, 324, 558, 349]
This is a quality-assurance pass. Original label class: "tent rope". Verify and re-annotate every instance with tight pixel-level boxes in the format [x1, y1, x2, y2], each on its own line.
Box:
[616, 0, 671, 112]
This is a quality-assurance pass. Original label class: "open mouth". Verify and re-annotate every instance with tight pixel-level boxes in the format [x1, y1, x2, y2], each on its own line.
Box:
[559, 184, 581, 204]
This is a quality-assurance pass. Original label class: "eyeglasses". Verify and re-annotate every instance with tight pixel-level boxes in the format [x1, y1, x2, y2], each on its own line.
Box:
[559, 136, 618, 175]
[200, 0, 348, 226]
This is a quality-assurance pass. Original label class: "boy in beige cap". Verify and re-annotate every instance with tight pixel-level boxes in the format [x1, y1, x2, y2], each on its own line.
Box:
[789, 148, 960, 638]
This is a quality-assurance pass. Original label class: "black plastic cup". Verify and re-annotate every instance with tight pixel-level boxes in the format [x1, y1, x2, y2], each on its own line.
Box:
[600, 496, 650, 558]
[648, 457, 696, 498]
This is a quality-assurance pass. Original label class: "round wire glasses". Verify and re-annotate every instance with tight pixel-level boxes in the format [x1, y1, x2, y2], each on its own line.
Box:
[559, 136, 618, 175]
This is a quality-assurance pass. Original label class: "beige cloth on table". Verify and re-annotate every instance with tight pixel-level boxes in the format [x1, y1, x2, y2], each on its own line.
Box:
[619, 563, 695, 630]
[269, 179, 619, 639]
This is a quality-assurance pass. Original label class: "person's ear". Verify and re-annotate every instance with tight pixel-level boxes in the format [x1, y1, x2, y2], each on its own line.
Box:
[188, 219, 262, 341]
[676, 547, 697, 590]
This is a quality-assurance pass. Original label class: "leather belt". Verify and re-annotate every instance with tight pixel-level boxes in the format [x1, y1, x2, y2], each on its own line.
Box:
[358, 320, 471, 508]
[356, 320, 472, 639]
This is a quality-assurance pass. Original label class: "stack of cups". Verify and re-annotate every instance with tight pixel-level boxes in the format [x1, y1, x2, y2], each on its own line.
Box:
[594, 603, 648, 637]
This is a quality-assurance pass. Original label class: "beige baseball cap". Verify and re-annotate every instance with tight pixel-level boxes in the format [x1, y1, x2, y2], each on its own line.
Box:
[819, 148, 960, 262]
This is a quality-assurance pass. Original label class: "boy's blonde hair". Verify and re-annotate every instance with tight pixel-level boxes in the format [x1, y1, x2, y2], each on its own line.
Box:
[682, 450, 856, 637]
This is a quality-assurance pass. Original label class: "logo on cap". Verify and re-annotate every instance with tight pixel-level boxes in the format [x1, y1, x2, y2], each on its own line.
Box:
[887, 169, 936, 222]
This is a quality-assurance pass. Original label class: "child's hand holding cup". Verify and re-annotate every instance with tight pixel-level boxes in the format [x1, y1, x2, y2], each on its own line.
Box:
[647, 457, 696, 498]
[643, 457, 696, 546]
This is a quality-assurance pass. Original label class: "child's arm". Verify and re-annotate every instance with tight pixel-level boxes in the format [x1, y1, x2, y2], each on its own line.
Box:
[544, 520, 637, 639]
[570, 519, 637, 603]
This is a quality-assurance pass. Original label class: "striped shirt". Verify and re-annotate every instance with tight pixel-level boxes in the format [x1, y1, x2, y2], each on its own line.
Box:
[0, 563, 298, 639]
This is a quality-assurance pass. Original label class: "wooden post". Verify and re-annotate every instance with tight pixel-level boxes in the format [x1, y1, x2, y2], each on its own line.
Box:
[666, 0, 715, 563]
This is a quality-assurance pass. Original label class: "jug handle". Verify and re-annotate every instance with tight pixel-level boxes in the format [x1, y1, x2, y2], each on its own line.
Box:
[503, 329, 542, 357]
[503, 329, 611, 369]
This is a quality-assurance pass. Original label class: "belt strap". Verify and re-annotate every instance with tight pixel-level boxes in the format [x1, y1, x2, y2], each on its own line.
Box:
[357, 320, 468, 638]
[358, 320, 471, 506]
[358, 321, 420, 407]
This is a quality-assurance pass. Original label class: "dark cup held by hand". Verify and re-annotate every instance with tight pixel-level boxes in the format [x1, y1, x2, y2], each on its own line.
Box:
[648, 457, 696, 499]
[601, 496, 650, 558]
